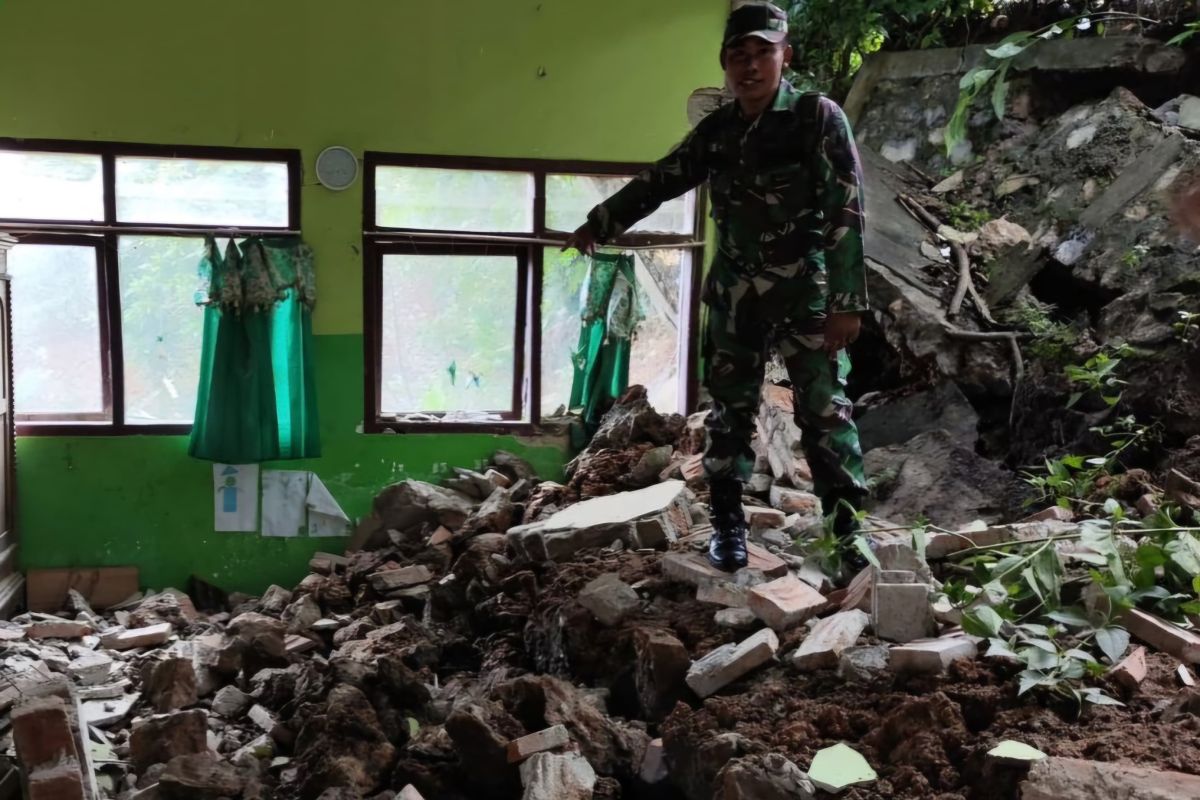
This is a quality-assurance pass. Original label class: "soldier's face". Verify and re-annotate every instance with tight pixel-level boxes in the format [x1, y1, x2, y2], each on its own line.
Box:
[723, 38, 791, 106]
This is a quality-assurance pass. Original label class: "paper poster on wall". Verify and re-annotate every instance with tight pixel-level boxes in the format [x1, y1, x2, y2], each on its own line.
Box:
[261, 470, 310, 538]
[213, 464, 259, 532]
[307, 475, 352, 537]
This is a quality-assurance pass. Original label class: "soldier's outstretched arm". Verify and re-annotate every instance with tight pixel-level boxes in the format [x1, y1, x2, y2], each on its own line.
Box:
[814, 96, 869, 315]
[565, 128, 709, 254]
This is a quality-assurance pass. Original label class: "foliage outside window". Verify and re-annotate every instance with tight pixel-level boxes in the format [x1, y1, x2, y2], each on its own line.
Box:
[363, 155, 704, 432]
[0, 141, 300, 433]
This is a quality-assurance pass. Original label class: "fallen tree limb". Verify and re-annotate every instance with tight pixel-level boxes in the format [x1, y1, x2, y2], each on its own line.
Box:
[896, 193, 978, 319]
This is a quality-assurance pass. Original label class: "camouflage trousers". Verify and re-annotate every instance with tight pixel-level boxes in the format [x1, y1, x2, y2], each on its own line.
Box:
[700, 270, 867, 505]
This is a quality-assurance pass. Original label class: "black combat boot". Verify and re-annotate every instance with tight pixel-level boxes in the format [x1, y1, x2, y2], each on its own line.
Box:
[707, 478, 749, 571]
[825, 489, 869, 574]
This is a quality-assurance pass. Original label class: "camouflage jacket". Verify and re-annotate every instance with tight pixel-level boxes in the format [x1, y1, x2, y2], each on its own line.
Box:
[587, 81, 868, 314]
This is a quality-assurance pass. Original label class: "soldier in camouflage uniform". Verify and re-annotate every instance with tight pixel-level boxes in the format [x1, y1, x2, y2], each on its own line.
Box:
[567, 1, 869, 571]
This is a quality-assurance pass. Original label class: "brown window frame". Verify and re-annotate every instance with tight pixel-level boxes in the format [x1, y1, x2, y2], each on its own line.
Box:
[362, 152, 707, 435]
[0, 138, 303, 436]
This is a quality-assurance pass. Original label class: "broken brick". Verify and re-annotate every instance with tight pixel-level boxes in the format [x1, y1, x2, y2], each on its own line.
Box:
[747, 575, 825, 631]
[768, 486, 821, 515]
[27, 762, 86, 800]
[146, 658, 198, 713]
[890, 636, 978, 674]
[25, 620, 93, 640]
[101, 622, 172, 651]
[506, 724, 570, 763]
[744, 506, 786, 530]
[872, 581, 935, 643]
[791, 610, 869, 671]
[1109, 645, 1148, 692]
[840, 568, 872, 612]
[686, 628, 779, 698]
[12, 696, 79, 770]
[1121, 609, 1200, 663]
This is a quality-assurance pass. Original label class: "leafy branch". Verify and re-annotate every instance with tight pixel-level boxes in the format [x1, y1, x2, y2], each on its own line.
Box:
[945, 12, 1160, 156]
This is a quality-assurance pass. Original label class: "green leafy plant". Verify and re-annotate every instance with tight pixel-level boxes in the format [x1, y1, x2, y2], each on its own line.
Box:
[946, 200, 991, 230]
[1174, 310, 1200, 344]
[1063, 344, 1133, 409]
[1022, 417, 1161, 509]
[1002, 300, 1079, 363]
[1168, 21, 1200, 46]
[945, 11, 1159, 155]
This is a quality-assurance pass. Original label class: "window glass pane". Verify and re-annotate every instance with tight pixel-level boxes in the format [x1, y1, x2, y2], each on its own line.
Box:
[10, 244, 106, 416]
[541, 247, 685, 415]
[540, 248, 586, 416]
[0, 151, 104, 222]
[119, 236, 206, 424]
[381, 253, 517, 416]
[115, 157, 290, 227]
[375, 167, 534, 232]
[628, 249, 686, 413]
[546, 174, 696, 235]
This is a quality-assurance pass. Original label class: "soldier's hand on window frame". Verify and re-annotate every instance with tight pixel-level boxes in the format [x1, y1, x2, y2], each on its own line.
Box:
[563, 224, 597, 256]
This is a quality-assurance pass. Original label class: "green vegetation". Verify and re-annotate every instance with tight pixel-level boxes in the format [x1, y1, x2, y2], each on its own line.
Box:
[946, 200, 991, 231]
[1063, 343, 1133, 409]
[1001, 300, 1079, 364]
[1022, 416, 1160, 510]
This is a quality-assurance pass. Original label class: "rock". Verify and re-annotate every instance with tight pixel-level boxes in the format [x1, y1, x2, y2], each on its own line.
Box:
[131, 592, 199, 629]
[518, 752, 596, 800]
[808, 743, 877, 794]
[792, 610, 869, 671]
[1021, 506, 1074, 523]
[855, 383, 978, 453]
[211, 686, 251, 719]
[980, 218, 1032, 250]
[444, 701, 524, 795]
[100, 623, 173, 651]
[130, 710, 209, 771]
[715, 608, 758, 630]
[146, 658, 198, 713]
[838, 645, 891, 683]
[66, 652, 113, 686]
[295, 684, 397, 797]
[926, 520, 1074, 559]
[840, 568, 872, 612]
[464, 488, 517, 536]
[931, 170, 963, 193]
[577, 574, 640, 627]
[1110, 646, 1148, 692]
[640, 738, 668, 784]
[719, 753, 816, 800]
[508, 481, 692, 561]
[747, 576, 826, 632]
[890, 636, 978, 674]
[1021, 756, 1200, 799]
[506, 725, 570, 764]
[1180, 95, 1200, 131]
[159, 753, 244, 800]
[367, 566, 434, 594]
[282, 595, 322, 633]
[81, 693, 139, 728]
[872, 580, 935, 643]
[443, 468, 499, 501]
[634, 629, 690, 721]
[1136, 494, 1160, 518]
[353, 480, 475, 549]
[629, 445, 675, 486]
[686, 629, 779, 698]
[864, 431, 1010, 530]
[259, 585, 292, 615]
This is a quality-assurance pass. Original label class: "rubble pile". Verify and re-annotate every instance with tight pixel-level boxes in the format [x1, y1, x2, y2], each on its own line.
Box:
[1, 387, 1198, 800]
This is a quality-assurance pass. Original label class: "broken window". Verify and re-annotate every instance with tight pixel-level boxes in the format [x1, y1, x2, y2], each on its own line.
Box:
[363, 153, 704, 432]
[0, 141, 301, 433]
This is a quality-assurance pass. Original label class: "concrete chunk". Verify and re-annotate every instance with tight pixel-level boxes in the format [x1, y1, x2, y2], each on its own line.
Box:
[1021, 756, 1200, 800]
[506, 724, 570, 764]
[686, 628, 779, 698]
[890, 636, 977, 674]
[508, 481, 691, 561]
[872, 581, 935, 643]
[640, 738, 668, 784]
[697, 580, 750, 608]
[519, 752, 597, 800]
[748, 576, 826, 631]
[715, 608, 758, 630]
[100, 622, 172, 651]
[577, 574, 640, 626]
[792, 610, 870, 671]
[838, 645, 890, 683]
[66, 652, 113, 686]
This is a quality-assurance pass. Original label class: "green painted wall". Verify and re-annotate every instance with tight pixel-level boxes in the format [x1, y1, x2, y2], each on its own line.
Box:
[0, 0, 726, 593]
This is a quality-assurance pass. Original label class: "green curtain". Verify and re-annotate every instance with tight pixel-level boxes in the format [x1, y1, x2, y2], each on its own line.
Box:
[188, 236, 320, 463]
[568, 252, 643, 432]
